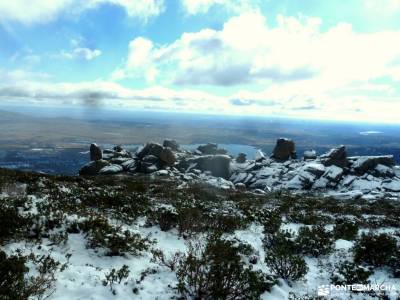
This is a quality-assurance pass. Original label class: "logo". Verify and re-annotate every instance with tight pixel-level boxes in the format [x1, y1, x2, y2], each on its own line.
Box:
[317, 284, 397, 297]
[317, 285, 330, 296]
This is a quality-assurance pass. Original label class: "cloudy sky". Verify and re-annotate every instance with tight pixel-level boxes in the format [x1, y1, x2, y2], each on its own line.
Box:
[1, 0, 400, 122]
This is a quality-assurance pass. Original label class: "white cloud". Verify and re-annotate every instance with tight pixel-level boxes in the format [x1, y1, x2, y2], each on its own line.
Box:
[116, 11, 400, 89]
[181, 0, 259, 15]
[89, 0, 165, 21]
[363, 0, 400, 14]
[57, 48, 102, 61]
[108, 10, 400, 122]
[0, 0, 164, 25]
[1, 72, 400, 123]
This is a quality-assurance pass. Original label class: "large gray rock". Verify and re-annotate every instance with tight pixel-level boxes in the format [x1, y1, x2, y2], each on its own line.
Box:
[99, 164, 123, 175]
[163, 139, 179, 151]
[197, 143, 228, 155]
[272, 138, 296, 161]
[137, 142, 164, 159]
[137, 142, 176, 166]
[121, 159, 137, 171]
[159, 147, 176, 166]
[373, 164, 395, 178]
[197, 143, 218, 154]
[79, 160, 109, 176]
[142, 155, 159, 164]
[321, 146, 348, 168]
[351, 155, 395, 175]
[190, 155, 231, 179]
[90, 143, 102, 161]
[303, 150, 317, 160]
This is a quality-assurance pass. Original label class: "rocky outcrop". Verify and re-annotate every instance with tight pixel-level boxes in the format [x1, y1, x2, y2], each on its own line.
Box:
[188, 155, 231, 179]
[79, 160, 109, 175]
[163, 139, 179, 151]
[79, 139, 400, 200]
[321, 146, 348, 168]
[351, 155, 395, 175]
[137, 142, 176, 166]
[197, 143, 228, 155]
[90, 143, 102, 161]
[272, 138, 296, 161]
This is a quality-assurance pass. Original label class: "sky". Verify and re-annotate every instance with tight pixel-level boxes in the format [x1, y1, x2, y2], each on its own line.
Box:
[1, 0, 400, 123]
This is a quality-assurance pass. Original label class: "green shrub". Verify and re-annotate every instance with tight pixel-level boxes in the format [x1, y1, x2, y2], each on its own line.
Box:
[264, 230, 308, 282]
[330, 260, 372, 286]
[102, 265, 130, 295]
[176, 236, 276, 299]
[296, 225, 334, 257]
[148, 204, 179, 231]
[388, 249, 400, 278]
[259, 209, 282, 234]
[81, 216, 152, 256]
[353, 232, 397, 267]
[151, 249, 182, 271]
[0, 200, 32, 245]
[333, 218, 359, 240]
[0, 250, 66, 300]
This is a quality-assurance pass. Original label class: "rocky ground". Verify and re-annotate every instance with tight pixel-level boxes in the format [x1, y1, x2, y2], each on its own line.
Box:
[80, 138, 400, 201]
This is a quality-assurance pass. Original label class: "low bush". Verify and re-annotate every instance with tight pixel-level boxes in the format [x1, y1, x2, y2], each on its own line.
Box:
[151, 249, 182, 272]
[296, 225, 334, 257]
[264, 230, 308, 282]
[353, 232, 397, 267]
[259, 209, 282, 234]
[0, 199, 32, 245]
[0, 250, 66, 300]
[147, 204, 179, 231]
[330, 260, 372, 285]
[333, 218, 359, 240]
[81, 216, 152, 256]
[388, 249, 400, 278]
[176, 235, 275, 299]
[102, 265, 130, 295]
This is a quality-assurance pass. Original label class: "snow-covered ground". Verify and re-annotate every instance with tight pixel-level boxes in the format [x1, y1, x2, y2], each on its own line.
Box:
[1, 169, 399, 299]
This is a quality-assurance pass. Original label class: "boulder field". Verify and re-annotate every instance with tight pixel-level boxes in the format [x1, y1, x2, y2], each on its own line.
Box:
[80, 139, 400, 200]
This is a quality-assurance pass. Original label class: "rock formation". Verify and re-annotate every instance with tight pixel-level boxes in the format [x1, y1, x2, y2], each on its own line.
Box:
[79, 139, 400, 200]
[272, 138, 296, 161]
[90, 143, 102, 161]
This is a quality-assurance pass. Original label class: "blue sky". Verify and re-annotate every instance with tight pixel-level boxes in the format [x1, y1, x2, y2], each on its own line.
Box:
[1, 0, 400, 122]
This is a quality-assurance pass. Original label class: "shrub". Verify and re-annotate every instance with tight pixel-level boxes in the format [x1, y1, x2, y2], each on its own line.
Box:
[264, 230, 298, 254]
[102, 265, 130, 295]
[264, 230, 308, 282]
[0, 250, 65, 300]
[330, 260, 372, 286]
[81, 216, 152, 256]
[151, 249, 182, 271]
[296, 225, 334, 257]
[0, 200, 31, 245]
[176, 207, 205, 237]
[148, 204, 179, 231]
[265, 252, 308, 282]
[353, 233, 397, 267]
[259, 209, 282, 234]
[388, 249, 400, 278]
[176, 236, 275, 299]
[333, 218, 359, 240]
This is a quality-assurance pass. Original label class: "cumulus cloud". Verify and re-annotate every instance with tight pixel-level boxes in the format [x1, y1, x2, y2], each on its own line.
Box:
[115, 11, 400, 100]
[56, 48, 102, 60]
[0, 0, 165, 25]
